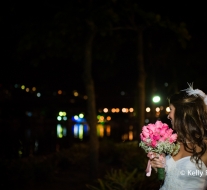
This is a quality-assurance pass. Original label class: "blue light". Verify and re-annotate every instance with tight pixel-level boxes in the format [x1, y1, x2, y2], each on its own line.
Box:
[72, 115, 86, 123]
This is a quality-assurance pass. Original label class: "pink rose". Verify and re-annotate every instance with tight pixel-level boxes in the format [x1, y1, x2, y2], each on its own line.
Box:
[149, 134, 154, 140]
[166, 128, 173, 136]
[159, 137, 166, 142]
[151, 140, 157, 147]
[153, 135, 160, 141]
[142, 131, 149, 138]
[140, 133, 147, 142]
[147, 124, 156, 133]
[162, 123, 169, 129]
[155, 121, 163, 129]
[142, 126, 149, 133]
[160, 128, 167, 136]
[162, 133, 170, 140]
[169, 133, 177, 143]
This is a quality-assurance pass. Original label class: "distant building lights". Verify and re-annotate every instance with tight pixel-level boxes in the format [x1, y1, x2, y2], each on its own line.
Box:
[99, 116, 104, 122]
[129, 108, 134, 112]
[74, 115, 79, 120]
[37, 93, 41, 97]
[14, 84, 19, 88]
[58, 90, 62, 95]
[145, 119, 149, 123]
[32, 87, 36, 91]
[83, 95, 88, 100]
[79, 113, 84, 118]
[106, 116, 111, 121]
[166, 107, 170, 112]
[103, 108, 108, 113]
[115, 108, 120, 113]
[26, 88, 29, 92]
[111, 108, 116, 113]
[73, 91, 78, 97]
[63, 116, 67, 121]
[57, 116, 62, 121]
[62, 112, 67, 116]
[146, 107, 151, 112]
[156, 107, 160, 112]
[152, 96, 161, 103]
[21, 85, 25, 90]
[122, 108, 126, 113]
[59, 111, 63, 116]
[164, 83, 168, 87]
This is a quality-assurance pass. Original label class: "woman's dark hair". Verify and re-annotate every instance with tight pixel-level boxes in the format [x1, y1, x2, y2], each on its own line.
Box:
[169, 91, 207, 168]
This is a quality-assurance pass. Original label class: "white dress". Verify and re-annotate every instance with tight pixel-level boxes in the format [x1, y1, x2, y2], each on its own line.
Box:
[160, 155, 207, 190]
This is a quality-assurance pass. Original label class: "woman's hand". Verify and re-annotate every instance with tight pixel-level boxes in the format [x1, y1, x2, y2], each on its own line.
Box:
[148, 153, 166, 172]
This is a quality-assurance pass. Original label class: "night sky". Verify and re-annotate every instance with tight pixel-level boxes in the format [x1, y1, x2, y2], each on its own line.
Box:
[1, 1, 207, 108]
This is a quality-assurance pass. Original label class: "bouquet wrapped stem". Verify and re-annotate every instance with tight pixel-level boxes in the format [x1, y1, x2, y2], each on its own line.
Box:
[157, 168, 165, 180]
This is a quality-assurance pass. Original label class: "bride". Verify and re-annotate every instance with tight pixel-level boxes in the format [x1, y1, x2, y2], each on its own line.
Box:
[150, 83, 207, 190]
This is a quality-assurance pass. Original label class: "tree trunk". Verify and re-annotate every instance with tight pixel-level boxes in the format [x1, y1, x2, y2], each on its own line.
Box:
[135, 29, 146, 136]
[83, 20, 99, 181]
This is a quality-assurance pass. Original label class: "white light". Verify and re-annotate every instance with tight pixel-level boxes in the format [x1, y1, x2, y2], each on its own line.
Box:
[63, 116, 67, 121]
[156, 107, 160, 112]
[74, 115, 79, 120]
[79, 113, 84, 118]
[152, 96, 160, 103]
[146, 107, 151, 112]
[122, 108, 126, 113]
[57, 116, 62, 121]
[37, 93, 41, 97]
[166, 107, 170, 112]
[103, 108, 108, 113]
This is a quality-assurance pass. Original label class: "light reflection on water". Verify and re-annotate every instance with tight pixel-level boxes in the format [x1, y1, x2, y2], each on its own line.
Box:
[56, 123, 135, 141]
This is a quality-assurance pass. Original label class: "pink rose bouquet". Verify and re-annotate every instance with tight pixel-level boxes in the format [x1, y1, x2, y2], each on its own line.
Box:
[139, 121, 180, 180]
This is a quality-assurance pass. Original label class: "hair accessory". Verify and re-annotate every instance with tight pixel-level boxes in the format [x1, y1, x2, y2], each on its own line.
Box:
[182, 82, 207, 105]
